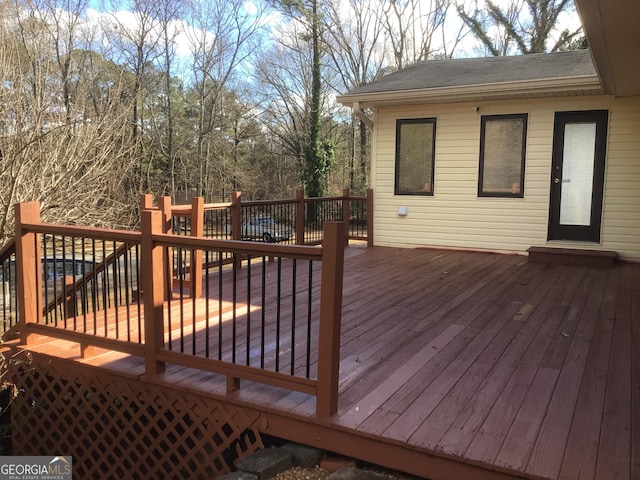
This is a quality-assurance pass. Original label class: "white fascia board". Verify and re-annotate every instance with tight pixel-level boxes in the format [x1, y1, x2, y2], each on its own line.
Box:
[337, 75, 604, 108]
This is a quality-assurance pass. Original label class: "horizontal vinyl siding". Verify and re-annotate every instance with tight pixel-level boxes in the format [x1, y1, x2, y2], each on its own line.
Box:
[372, 96, 640, 260]
[600, 99, 640, 258]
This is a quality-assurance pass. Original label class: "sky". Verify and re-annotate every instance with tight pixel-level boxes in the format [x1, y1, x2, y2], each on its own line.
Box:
[71, 0, 584, 88]
[82, 0, 583, 58]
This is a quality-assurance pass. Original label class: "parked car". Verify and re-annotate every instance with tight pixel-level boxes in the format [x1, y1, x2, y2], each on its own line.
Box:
[226, 216, 292, 243]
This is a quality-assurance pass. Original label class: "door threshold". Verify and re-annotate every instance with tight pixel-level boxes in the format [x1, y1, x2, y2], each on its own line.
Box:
[527, 246, 617, 267]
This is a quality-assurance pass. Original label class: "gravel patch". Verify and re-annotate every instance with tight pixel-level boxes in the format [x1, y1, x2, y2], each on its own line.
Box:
[272, 466, 331, 480]
[271, 465, 415, 480]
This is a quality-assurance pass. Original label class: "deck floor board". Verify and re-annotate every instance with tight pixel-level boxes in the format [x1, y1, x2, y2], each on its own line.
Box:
[409, 263, 576, 453]
[559, 267, 619, 480]
[24, 246, 638, 480]
[456, 265, 570, 464]
[406, 262, 566, 450]
[594, 263, 632, 480]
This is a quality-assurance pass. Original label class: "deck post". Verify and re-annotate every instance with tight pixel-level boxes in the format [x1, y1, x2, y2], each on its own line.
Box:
[158, 196, 172, 233]
[296, 189, 305, 245]
[366, 188, 374, 248]
[316, 221, 345, 417]
[15, 202, 42, 346]
[139, 193, 154, 212]
[231, 191, 243, 269]
[190, 196, 204, 298]
[158, 196, 173, 300]
[141, 209, 166, 375]
[231, 192, 242, 242]
[342, 188, 350, 246]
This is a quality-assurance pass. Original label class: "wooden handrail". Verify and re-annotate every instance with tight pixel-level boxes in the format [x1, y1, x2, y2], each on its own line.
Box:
[151, 233, 323, 261]
[303, 196, 344, 203]
[20, 222, 141, 243]
[237, 198, 298, 206]
[203, 202, 233, 210]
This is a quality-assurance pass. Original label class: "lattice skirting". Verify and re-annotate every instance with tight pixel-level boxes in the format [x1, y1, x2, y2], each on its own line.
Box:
[10, 356, 264, 479]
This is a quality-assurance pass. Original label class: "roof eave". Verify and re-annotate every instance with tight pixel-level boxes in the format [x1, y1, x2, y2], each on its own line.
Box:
[337, 75, 604, 108]
[575, 0, 640, 98]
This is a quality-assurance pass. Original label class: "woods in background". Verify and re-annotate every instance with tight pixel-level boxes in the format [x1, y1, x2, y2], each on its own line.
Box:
[0, 0, 583, 244]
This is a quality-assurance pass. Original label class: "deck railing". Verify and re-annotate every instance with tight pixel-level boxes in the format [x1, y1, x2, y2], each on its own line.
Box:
[142, 189, 371, 298]
[0, 239, 18, 335]
[15, 201, 345, 416]
[243, 188, 372, 245]
[40, 233, 143, 345]
[147, 188, 373, 246]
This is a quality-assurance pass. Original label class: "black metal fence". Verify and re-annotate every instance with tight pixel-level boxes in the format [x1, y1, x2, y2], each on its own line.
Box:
[39, 233, 143, 343]
[234, 189, 371, 246]
[165, 189, 371, 288]
[0, 242, 18, 336]
[166, 250, 321, 379]
[239, 200, 297, 245]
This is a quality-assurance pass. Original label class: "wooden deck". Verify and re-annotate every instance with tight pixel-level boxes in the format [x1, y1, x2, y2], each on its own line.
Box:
[21, 246, 639, 480]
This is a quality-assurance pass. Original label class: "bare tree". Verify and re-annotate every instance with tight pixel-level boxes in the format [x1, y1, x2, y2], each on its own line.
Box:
[102, 0, 161, 141]
[324, 0, 387, 89]
[263, 0, 336, 200]
[323, 0, 387, 193]
[379, 0, 454, 70]
[255, 20, 313, 177]
[0, 0, 138, 244]
[185, 0, 263, 199]
[147, 0, 183, 197]
[456, 0, 583, 55]
[31, 0, 91, 123]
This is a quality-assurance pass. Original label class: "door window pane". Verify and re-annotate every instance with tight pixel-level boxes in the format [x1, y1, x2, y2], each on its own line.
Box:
[559, 123, 596, 226]
[395, 119, 436, 195]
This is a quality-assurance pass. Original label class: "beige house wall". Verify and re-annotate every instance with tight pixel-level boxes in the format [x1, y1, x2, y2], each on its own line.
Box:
[370, 95, 640, 261]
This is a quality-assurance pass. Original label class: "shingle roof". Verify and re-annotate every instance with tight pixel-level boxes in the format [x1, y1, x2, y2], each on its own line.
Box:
[343, 50, 596, 96]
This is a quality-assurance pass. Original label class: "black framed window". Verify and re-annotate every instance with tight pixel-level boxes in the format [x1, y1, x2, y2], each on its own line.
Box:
[478, 114, 527, 197]
[395, 118, 436, 195]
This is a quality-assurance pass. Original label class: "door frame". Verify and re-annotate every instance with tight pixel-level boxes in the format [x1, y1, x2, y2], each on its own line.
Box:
[547, 110, 609, 243]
